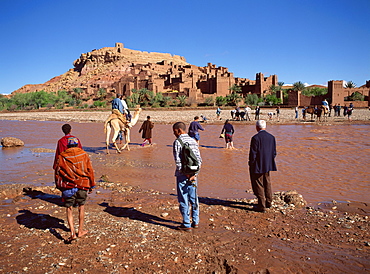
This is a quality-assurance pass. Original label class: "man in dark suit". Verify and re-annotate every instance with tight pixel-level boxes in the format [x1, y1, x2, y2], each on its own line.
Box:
[248, 120, 277, 212]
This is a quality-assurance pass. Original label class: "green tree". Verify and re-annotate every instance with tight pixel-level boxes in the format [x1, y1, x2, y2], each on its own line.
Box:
[32, 90, 58, 108]
[204, 96, 214, 106]
[12, 93, 30, 109]
[98, 88, 107, 100]
[302, 87, 328, 96]
[293, 81, 306, 93]
[348, 91, 364, 101]
[130, 88, 155, 106]
[244, 94, 261, 106]
[264, 94, 282, 105]
[215, 96, 227, 106]
[278, 81, 285, 87]
[229, 84, 242, 93]
[73, 88, 84, 100]
[153, 92, 164, 107]
[93, 100, 107, 108]
[178, 95, 187, 107]
[269, 85, 279, 93]
[162, 96, 172, 107]
[226, 92, 242, 106]
[345, 81, 356, 88]
[0, 96, 10, 111]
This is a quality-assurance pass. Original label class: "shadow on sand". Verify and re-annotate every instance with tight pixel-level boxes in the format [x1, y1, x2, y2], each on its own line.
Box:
[23, 188, 63, 207]
[16, 210, 68, 241]
[199, 196, 255, 211]
[99, 202, 180, 230]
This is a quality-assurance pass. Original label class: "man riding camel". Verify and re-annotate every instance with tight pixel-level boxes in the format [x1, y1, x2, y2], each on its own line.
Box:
[322, 99, 329, 114]
[104, 93, 130, 132]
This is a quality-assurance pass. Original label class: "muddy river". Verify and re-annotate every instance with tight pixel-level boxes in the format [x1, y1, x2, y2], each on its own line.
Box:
[1, 120, 369, 204]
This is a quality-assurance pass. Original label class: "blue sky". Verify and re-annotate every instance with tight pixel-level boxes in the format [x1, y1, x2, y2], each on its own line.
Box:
[1, 0, 369, 94]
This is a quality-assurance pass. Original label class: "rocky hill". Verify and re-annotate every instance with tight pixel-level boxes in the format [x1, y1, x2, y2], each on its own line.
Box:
[12, 43, 189, 96]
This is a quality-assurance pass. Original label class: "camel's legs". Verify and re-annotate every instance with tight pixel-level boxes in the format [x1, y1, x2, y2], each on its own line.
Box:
[119, 128, 131, 152]
[106, 125, 112, 154]
[111, 129, 121, 154]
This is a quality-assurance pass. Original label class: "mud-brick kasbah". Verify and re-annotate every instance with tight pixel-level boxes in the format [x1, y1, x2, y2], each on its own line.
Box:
[14, 42, 370, 107]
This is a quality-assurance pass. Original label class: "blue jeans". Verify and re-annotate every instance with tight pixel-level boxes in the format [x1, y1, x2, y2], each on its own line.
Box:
[176, 174, 199, 227]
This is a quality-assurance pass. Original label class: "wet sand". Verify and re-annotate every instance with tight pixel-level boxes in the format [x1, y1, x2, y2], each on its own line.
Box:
[0, 109, 369, 273]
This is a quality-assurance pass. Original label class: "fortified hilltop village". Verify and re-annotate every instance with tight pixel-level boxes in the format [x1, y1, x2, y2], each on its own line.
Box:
[11, 42, 370, 107]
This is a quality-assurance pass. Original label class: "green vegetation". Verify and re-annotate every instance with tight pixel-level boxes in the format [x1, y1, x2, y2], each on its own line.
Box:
[204, 96, 214, 106]
[293, 81, 306, 92]
[345, 91, 364, 101]
[302, 87, 328, 96]
[215, 96, 227, 106]
[345, 81, 356, 88]
[229, 84, 242, 93]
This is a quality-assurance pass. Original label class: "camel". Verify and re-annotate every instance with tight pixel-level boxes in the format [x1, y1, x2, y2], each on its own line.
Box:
[305, 106, 328, 122]
[305, 106, 316, 121]
[104, 107, 142, 154]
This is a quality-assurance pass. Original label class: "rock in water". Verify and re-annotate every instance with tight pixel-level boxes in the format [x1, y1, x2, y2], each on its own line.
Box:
[1, 137, 24, 147]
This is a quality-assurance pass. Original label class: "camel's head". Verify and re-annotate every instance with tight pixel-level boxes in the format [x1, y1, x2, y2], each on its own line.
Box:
[134, 107, 142, 114]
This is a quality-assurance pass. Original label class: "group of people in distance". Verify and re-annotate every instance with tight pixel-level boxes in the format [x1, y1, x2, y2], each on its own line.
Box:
[53, 117, 277, 238]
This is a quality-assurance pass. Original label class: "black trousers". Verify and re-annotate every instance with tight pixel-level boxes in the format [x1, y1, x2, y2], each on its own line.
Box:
[250, 172, 272, 209]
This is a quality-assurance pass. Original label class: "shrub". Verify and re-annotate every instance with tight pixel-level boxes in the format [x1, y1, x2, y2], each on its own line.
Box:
[346, 91, 364, 101]
[178, 95, 187, 107]
[215, 96, 227, 106]
[93, 101, 107, 108]
[204, 96, 214, 106]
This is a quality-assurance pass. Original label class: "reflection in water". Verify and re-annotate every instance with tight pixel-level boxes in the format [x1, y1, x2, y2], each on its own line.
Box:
[0, 120, 369, 204]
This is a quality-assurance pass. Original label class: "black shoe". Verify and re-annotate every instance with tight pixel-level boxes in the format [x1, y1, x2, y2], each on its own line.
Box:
[266, 202, 272, 208]
[191, 223, 199, 229]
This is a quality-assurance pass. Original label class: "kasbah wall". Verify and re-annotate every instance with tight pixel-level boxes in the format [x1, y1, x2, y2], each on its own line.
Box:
[288, 80, 370, 108]
[13, 43, 370, 107]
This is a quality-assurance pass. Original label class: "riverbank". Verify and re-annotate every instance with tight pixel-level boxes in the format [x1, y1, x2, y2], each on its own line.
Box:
[1, 107, 370, 124]
[0, 183, 369, 273]
[0, 110, 369, 272]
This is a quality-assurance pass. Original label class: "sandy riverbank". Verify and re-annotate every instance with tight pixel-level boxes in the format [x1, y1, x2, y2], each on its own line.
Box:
[0, 107, 369, 124]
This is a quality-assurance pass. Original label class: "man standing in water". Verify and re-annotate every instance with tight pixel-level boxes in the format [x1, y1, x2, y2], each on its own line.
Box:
[248, 120, 277, 212]
[188, 116, 204, 145]
[173, 122, 202, 231]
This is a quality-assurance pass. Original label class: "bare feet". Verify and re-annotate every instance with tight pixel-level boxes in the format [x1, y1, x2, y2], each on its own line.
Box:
[65, 234, 77, 244]
[78, 230, 89, 237]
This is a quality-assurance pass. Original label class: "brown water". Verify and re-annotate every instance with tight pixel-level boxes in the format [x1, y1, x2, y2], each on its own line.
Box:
[1, 120, 369, 204]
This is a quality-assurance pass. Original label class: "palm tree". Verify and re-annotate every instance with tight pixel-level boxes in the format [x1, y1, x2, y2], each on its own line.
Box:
[269, 85, 279, 94]
[293, 81, 306, 93]
[229, 84, 242, 93]
[345, 81, 356, 88]
[278, 81, 285, 87]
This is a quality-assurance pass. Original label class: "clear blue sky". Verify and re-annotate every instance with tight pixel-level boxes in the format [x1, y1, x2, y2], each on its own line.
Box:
[1, 0, 369, 95]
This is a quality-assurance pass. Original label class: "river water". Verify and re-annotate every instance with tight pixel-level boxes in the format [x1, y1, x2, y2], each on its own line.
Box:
[1, 120, 369, 204]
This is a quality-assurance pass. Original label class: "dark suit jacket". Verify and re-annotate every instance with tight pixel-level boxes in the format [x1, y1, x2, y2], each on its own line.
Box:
[248, 130, 277, 174]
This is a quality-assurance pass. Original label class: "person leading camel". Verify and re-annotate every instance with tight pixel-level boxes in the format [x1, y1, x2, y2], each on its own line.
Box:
[139, 116, 154, 146]
[54, 137, 96, 243]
